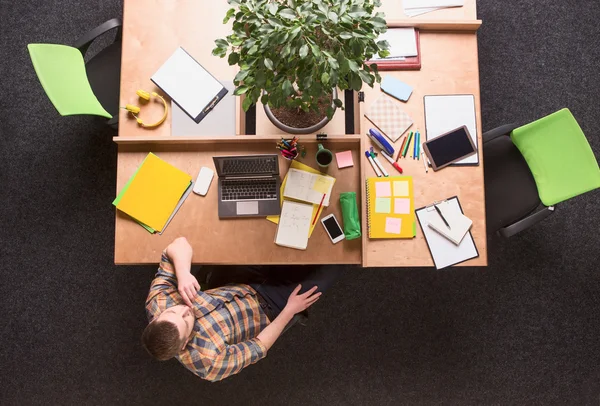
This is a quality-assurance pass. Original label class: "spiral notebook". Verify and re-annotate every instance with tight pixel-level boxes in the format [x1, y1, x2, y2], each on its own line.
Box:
[364, 94, 413, 142]
[366, 176, 416, 239]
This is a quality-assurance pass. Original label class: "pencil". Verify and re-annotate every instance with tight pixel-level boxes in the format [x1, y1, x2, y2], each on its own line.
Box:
[403, 132, 413, 157]
[312, 193, 326, 226]
[398, 136, 408, 160]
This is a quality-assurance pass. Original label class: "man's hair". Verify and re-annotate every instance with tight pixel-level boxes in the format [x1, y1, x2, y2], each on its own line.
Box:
[141, 320, 183, 361]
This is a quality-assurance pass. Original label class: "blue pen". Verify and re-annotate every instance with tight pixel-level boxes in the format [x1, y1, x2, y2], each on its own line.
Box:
[365, 151, 383, 177]
[413, 131, 419, 159]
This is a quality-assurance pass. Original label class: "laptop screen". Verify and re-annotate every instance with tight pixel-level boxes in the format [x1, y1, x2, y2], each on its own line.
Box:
[213, 155, 279, 177]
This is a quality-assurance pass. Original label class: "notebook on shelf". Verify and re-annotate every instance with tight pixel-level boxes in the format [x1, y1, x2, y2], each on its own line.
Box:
[415, 196, 479, 269]
[275, 200, 313, 250]
[151, 47, 228, 123]
[366, 176, 416, 239]
[365, 94, 413, 142]
[368, 28, 421, 70]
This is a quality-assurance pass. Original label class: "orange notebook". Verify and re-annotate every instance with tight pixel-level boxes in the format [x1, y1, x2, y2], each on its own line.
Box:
[366, 176, 415, 239]
[116, 153, 192, 231]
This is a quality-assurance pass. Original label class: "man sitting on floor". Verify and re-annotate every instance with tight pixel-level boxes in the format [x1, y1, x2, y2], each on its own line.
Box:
[141, 237, 338, 382]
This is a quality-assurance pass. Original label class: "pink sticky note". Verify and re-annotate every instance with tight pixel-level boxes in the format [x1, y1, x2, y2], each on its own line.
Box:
[375, 181, 392, 197]
[385, 217, 402, 234]
[335, 151, 354, 169]
[394, 198, 411, 214]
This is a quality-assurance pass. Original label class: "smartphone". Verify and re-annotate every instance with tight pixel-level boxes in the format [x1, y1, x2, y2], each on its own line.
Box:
[321, 214, 345, 244]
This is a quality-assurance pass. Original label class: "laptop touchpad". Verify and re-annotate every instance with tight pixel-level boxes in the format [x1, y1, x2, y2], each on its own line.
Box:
[237, 201, 259, 215]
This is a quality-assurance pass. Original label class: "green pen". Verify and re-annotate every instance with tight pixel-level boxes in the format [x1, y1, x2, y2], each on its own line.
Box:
[403, 131, 413, 157]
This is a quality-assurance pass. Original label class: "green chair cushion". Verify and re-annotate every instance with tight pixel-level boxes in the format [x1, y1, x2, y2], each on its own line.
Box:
[511, 108, 600, 206]
[28, 44, 112, 118]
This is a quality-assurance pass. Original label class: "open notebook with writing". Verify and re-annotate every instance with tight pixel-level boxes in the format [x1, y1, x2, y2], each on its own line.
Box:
[415, 196, 478, 269]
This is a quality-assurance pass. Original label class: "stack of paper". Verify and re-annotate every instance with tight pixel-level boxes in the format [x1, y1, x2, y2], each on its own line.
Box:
[371, 28, 418, 60]
[267, 160, 336, 238]
[113, 153, 192, 234]
[403, 0, 464, 17]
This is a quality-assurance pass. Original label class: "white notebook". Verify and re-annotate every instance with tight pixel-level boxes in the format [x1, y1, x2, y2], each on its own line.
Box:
[427, 201, 473, 245]
[424, 95, 478, 165]
[275, 201, 313, 250]
[416, 197, 478, 270]
[283, 168, 335, 206]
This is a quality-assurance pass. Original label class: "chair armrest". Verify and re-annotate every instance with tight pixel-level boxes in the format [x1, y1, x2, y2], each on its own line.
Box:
[483, 123, 519, 144]
[498, 206, 555, 238]
[74, 18, 122, 56]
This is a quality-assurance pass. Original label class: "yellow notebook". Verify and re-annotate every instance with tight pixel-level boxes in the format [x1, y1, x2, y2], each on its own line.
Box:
[366, 176, 415, 239]
[116, 153, 192, 231]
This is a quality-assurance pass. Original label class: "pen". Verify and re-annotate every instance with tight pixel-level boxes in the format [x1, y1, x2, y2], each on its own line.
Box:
[413, 131, 419, 159]
[381, 150, 403, 173]
[398, 136, 408, 159]
[312, 193, 326, 226]
[403, 131, 413, 158]
[416, 131, 420, 160]
[421, 148, 428, 173]
[434, 204, 451, 229]
[370, 151, 389, 177]
[365, 151, 383, 177]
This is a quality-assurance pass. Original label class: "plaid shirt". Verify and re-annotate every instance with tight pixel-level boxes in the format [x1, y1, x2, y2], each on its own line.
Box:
[145, 252, 270, 382]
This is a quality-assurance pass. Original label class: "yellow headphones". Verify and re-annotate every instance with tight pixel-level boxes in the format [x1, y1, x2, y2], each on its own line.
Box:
[123, 90, 168, 128]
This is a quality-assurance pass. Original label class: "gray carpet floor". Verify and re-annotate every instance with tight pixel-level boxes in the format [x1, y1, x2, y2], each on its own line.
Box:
[1, 1, 599, 405]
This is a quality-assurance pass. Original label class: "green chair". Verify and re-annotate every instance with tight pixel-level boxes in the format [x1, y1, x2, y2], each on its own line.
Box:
[483, 108, 600, 237]
[28, 18, 122, 126]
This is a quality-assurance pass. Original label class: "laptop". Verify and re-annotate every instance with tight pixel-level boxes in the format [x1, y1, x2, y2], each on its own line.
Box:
[213, 155, 281, 218]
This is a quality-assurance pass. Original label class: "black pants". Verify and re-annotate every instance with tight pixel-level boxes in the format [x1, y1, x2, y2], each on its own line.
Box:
[249, 266, 343, 320]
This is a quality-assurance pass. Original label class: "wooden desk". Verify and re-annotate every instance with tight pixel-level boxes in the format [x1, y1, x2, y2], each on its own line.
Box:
[116, 0, 486, 267]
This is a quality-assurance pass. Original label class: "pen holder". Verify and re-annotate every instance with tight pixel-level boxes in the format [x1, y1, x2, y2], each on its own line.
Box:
[277, 137, 302, 161]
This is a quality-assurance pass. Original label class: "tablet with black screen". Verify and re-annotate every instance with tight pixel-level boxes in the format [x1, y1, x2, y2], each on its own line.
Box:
[422, 126, 478, 171]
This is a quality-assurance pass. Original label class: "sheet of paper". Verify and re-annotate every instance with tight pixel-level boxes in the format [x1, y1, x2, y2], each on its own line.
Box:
[405, 7, 442, 17]
[371, 28, 417, 59]
[393, 181, 409, 197]
[283, 168, 335, 206]
[335, 151, 354, 169]
[416, 197, 478, 269]
[375, 197, 391, 214]
[385, 217, 402, 234]
[375, 181, 392, 197]
[275, 201, 313, 250]
[424, 95, 478, 165]
[404, 0, 464, 9]
[394, 198, 411, 214]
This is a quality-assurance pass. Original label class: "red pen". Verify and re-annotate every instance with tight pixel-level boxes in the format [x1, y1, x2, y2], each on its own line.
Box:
[380, 150, 403, 173]
[312, 193, 326, 226]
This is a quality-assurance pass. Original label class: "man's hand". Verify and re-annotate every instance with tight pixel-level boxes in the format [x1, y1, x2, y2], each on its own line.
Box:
[166, 237, 197, 306]
[283, 285, 321, 315]
[178, 273, 200, 307]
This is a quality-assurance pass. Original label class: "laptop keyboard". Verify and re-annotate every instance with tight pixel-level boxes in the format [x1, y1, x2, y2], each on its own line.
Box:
[221, 178, 278, 201]
[222, 157, 277, 175]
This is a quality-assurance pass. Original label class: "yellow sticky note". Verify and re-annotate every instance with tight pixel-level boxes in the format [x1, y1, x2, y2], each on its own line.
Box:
[313, 176, 332, 194]
[393, 180, 409, 197]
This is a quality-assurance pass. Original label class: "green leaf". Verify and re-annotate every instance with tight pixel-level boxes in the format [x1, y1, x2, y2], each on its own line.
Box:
[377, 40, 390, 50]
[370, 17, 387, 28]
[299, 44, 309, 58]
[317, 2, 328, 15]
[305, 15, 318, 25]
[268, 2, 278, 15]
[327, 11, 338, 23]
[348, 6, 367, 18]
[264, 58, 274, 70]
[348, 60, 359, 72]
[358, 69, 374, 86]
[333, 98, 343, 108]
[321, 72, 330, 85]
[310, 43, 322, 58]
[279, 8, 296, 19]
[242, 96, 253, 111]
[349, 72, 362, 91]
[234, 69, 250, 82]
[328, 58, 339, 69]
[282, 79, 294, 96]
[234, 85, 250, 95]
[223, 8, 236, 24]
[339, 32, 353, 40]
[267, 18, 282, 27]
[215, 39, 229, 48]
[326, 106, 335, 119]
[228, 52, 240, 65]
[261, 94, 269, 105]
[248, 45, 259, 55]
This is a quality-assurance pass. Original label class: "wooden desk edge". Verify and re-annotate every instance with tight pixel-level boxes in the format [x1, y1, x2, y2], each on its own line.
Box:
[113, 134, 363, 144]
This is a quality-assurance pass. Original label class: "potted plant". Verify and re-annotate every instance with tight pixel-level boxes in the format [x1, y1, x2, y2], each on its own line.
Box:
[212, 0, 390, 134]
